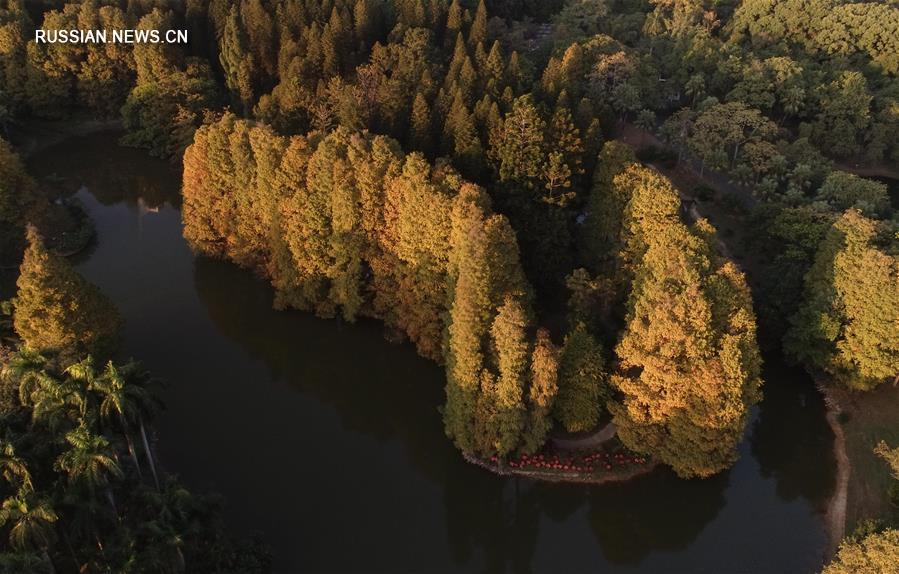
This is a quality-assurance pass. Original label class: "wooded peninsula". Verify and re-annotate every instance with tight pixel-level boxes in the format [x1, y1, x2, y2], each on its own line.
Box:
[0, 1, 896, 573]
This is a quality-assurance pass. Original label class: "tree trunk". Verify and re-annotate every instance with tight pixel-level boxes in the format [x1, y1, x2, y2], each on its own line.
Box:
[105, 489, 118, 519]
[42, 550, 57, 574]
[139, 414, 160, 490]
[175, 545, 186, 573]
[119, 412, 143, 480]
[62, 530, 79, 572]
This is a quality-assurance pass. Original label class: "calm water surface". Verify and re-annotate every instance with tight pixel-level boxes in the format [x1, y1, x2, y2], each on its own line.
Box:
[24, 132, 836, 573]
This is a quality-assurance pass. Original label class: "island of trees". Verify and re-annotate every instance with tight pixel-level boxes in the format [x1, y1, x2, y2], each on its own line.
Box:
[0, 0, 897, 572]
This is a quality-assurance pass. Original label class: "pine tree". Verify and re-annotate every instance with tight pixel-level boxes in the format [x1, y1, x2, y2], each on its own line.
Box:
[240, 0, 276, 78]
[0, 137, 38, 258]
[468, 0, 487, 48]
[13, 226, 122, 363]
[482, 294, 529, 457]
[555, 321, 607, 433]
[580, 141, 635, 273]
[484, 40, 505, 92]
[445, 90, 483, 177]
[445, 0, 463, 43]
[219, 6, 255, 112]
[549, 105, 585, 184]
[521, 328, 559, 453]
[489, 95, 546, 190]
[408, 91, 434, 156]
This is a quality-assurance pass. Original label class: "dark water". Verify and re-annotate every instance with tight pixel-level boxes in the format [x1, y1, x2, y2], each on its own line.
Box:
[25, 132, 836, 573]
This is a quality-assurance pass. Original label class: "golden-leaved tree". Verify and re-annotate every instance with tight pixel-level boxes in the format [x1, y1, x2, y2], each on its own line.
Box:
[0, 137, 38, 258]
[13, 226, 121, 363]
[609, 165, 763, 478]
[182, 115, 559, 458]
[785, 209, 899, 390]
[822, 529, 899, 574]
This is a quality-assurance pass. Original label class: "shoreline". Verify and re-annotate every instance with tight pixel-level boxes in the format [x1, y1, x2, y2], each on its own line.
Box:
[10, 116, 123, 159]
[816, 377, 849, 560]
[463, 451, 659, 485]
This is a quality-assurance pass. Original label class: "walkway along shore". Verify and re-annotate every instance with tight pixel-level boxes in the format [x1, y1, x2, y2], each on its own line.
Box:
[817, 380, 850, 560]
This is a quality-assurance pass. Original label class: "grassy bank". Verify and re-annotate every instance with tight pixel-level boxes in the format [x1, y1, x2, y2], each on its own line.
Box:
[835, 384, 899, 529]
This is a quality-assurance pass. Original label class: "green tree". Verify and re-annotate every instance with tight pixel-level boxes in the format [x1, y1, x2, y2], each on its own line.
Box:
[0, 442, 32, 493]
[555, 321, 607, 433]
[489, 94, 546, 191]
[0, 490, 57, 552]
[815, 171, 891, 218]
[874, 441, 899, 481]
[54, 424, 122, 495]
[121, 61, 218, 158]
[408, 91, 433, 155]
[219, 6, 256, 112]
[580, 141, 636, 273]
[812, 71, 871, 159]
[688, 102, 777, 174]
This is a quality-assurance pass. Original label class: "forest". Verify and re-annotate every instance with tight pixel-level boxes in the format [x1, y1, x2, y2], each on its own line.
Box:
[0, 0, 897, 572]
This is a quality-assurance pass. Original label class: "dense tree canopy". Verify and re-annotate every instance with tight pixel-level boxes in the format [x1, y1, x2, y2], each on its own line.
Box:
[0, 348, 271, 572]
[1, 0, 894, 493]
[822, 528, 899, 574]
[183, 114, 558, 459]
[608, 166, 762, 478]
[0, 136, 38, 258]
[785, 210, 899, 390]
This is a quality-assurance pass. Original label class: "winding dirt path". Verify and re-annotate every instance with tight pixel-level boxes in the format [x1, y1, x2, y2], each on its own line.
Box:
[819, 382, 850, 559]
[551, 422, 618, 450]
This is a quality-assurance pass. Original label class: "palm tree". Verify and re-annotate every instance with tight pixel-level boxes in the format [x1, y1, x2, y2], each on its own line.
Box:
[634, 109, 656, 146]
[9, 350, 51, 408]
[0, 441, 33, 493]
[68, 359, 145, 483]
[54, 424, 122, 516]
[685, 74, 705, 106]
[90, 361, 161, 490]
[0, 489, 58, 551]
[138, 481, 194, 573]
[16, 359, 88, 432]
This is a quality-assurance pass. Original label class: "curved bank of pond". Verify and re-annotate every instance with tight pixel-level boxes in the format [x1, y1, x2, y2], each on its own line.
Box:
[20, 131, 838, 574]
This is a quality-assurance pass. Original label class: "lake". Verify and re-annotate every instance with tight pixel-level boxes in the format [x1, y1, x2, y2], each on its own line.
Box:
[20, 131, 837, 573]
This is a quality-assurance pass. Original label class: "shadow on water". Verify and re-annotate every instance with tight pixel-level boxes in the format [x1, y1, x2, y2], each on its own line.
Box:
[751, 357, 837, 511]
[24, 131, 837, 574]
